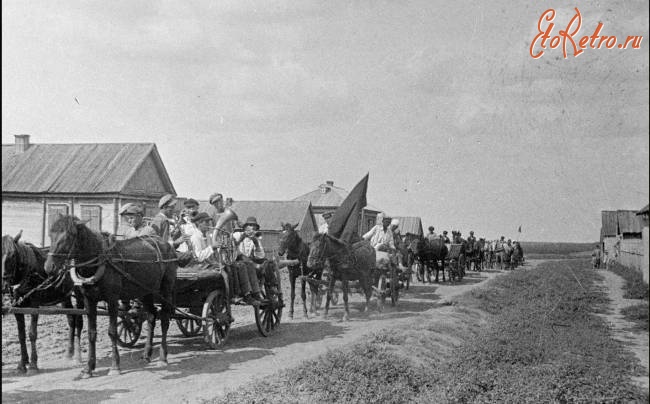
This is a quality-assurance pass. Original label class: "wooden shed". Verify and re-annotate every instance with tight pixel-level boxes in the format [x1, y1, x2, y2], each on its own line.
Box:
[616, 209, 645, 275]
[600, 210, 619, 258]
[2, 135, 176, 246]
[392, 216, 424, 238]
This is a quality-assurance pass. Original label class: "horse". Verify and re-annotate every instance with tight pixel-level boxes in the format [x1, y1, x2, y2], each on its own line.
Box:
[277, 222, 320, 319]
[2, 231, 84, 374]
[306, 233, 377, 321]
[44, 215, 177, 379]
[414, 237, 448, 283]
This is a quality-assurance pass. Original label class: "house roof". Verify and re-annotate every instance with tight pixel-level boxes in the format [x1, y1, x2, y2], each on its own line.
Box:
[393, 216, 423, 237]
[601, 211, 618, 237]
[637, 204, 649, 216]
[198, 200, 316, 232]
[2, 142, 175, 194]
[293, 181, 381, 212]
[617, 210, 643, 233]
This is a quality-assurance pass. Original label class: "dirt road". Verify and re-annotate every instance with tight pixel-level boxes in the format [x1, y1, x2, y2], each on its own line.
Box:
[3, 264, 515, 404]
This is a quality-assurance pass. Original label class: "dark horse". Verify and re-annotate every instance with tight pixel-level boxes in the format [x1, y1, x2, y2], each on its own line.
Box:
[414, 237, 448, 283]
[2, 231, 84, 374]
[277, 222, 320, 319]
[44, 215, 177, 379]
[306, 233, 377, 321]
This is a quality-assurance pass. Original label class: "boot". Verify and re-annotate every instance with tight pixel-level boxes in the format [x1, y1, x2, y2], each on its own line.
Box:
[243, 293, 261, 306]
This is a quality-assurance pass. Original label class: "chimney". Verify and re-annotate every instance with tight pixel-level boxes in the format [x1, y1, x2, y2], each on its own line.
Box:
[320, 180, 334, 194]
[14, 134, 31, 153]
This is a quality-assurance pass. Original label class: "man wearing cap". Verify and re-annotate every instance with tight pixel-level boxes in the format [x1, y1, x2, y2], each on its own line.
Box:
[232, 217, 268, 305]
[206, 193, 233, 251]
[362, 213, 395, 252]
[441, 230, 450, 244]
[426, 226, 437, 243]
[318, 211, 334, 234]
[120, 203, 156, 239]
[151, 194, 177, 244]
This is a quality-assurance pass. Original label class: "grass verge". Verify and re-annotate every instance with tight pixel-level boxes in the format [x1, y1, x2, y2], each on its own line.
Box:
[205, 259, 648, 403]
[621, 303, 649, 331]
[607, 261, 649, 300]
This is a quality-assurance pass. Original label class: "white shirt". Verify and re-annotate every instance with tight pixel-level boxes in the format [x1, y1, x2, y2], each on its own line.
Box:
[190, 230, 216, 262]
[362, 225, 395, 250]
[177, 222, 199, 253]
[233, 232, 265, 259]
[318, 222, 329, 234]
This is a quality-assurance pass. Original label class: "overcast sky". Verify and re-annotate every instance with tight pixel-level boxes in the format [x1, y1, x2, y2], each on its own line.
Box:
[3, 1, 648, 242]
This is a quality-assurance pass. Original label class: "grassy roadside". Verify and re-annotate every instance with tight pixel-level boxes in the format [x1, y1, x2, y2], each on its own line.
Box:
[207, 260, 648, 403]
[607, 261, 649, 330]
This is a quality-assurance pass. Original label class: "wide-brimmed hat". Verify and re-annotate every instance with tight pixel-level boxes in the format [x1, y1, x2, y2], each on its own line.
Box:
[382, 215, 392, 222]
[428, 226, 435, 231]
[390, 218, 400, 227]
[191, 212, 212, 224]
[242, 216, 260, 230]
[119, 203, 143, 216]
[209, 193, 223, 205]
[158, 194, 177, 209]
[184, 198, 199, 208]
[443, 230, 448, 235]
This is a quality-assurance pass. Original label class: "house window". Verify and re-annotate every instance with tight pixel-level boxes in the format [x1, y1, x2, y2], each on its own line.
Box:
[81, 205, 102, 232]
[48, 204, 69, 230]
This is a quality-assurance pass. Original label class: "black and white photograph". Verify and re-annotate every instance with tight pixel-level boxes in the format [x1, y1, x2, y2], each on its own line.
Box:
[2, 1, 648, 402]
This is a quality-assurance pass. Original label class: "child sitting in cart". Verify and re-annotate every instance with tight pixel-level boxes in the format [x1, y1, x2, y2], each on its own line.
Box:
[190, 213, 264, 306]
[232, 217, 280, 304]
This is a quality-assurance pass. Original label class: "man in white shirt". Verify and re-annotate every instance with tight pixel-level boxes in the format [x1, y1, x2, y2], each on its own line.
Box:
[318, 211, 334, 234]
[363, 213, 395, 252]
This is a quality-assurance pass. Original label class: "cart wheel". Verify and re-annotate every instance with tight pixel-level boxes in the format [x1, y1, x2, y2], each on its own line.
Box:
[176, 309, 203, 337]
[202, 289, 231, 348]
[254, 294, 282, 337]
[116, 313, 143, 348]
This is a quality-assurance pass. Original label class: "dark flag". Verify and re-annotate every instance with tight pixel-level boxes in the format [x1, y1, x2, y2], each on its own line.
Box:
[518, 225, 522, 233]
[327, 173, 369, 244]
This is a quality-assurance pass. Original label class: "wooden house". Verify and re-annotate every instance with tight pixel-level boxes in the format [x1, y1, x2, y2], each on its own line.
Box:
[616, 209, 645, 275]
[2, 135, 176, 246]
[293, 180, 382, 236]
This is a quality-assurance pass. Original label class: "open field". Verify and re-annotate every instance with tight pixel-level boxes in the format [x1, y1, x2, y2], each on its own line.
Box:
[520, 241, 597, 259]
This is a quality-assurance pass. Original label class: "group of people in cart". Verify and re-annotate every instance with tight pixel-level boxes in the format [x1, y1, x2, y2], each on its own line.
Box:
[117, 193, 276, 307]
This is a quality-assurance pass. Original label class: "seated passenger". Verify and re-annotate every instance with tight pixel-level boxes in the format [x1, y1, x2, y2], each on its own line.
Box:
[191, 213, 262, 306]
[363, 213, 395, 253]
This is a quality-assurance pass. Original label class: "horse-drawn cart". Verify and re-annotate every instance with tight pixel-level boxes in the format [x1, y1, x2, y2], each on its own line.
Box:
[108, 260, 284, 349]
[3, 260, 284, 350]
[445, 243, 464, 282]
